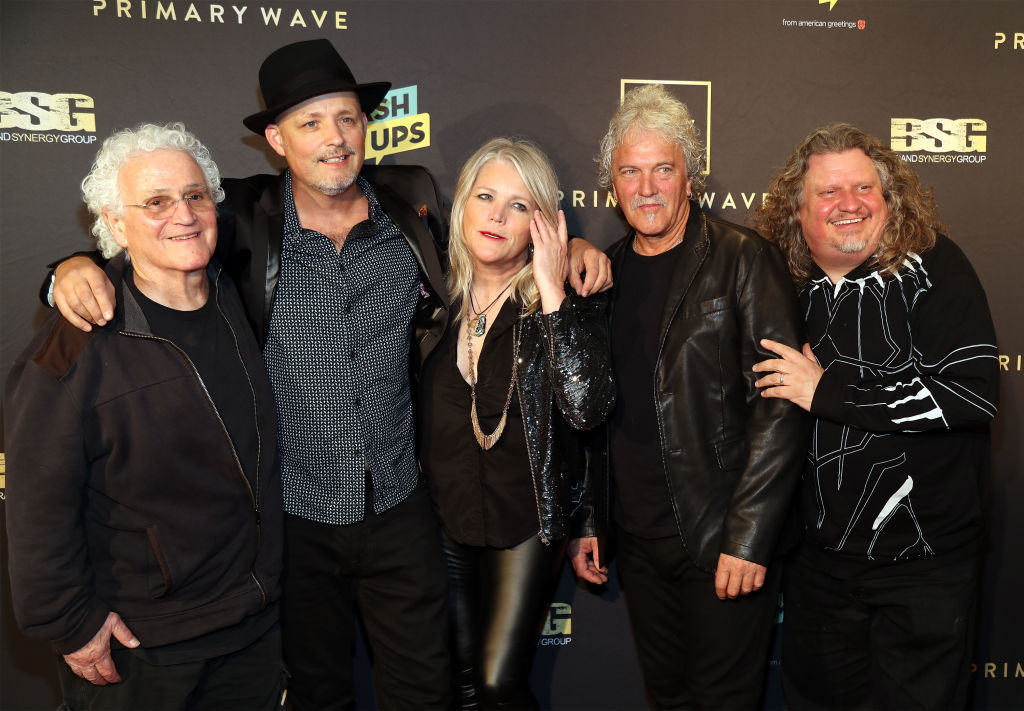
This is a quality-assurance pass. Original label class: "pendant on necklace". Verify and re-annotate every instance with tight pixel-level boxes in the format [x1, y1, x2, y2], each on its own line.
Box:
[473, 314, 486, 337]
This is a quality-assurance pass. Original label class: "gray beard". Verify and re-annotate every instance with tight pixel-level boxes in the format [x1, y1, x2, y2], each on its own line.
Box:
[311, 174, 357, 197]
[835, 238, 869, 254]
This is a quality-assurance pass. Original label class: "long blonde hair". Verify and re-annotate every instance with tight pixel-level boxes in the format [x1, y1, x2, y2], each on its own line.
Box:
[448, 137, 560, 320]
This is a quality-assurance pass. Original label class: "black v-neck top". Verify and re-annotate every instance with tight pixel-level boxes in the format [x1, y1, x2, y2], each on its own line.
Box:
[419, 298, 537, 548]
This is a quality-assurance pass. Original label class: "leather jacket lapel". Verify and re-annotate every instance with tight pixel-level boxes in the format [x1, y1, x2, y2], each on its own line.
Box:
[258, 177, 286, 345]
[374, 181, 447, 300]
[656, 206, 710, 357]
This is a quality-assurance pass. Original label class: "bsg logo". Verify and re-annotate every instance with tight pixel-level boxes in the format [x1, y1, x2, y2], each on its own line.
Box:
[890, 118, 986, 153]
[0, 92, 96, 132]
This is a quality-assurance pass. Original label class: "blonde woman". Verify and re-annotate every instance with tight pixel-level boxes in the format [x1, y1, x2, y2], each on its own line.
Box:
[418, 138, 614, 708]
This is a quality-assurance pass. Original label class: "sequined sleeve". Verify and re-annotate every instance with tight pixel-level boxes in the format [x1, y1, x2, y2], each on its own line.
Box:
[534, 289, 615, 430]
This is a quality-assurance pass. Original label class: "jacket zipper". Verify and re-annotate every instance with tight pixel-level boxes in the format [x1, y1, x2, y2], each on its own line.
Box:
[215, 294, 268, 606]
[120, 280, 267, 605]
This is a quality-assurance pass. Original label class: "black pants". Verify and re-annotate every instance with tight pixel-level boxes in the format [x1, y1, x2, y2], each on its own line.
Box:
[617, 530, 782, 710]
[57, 622, 282, 710]
[782, 549, 978, 710]
[282, 486, 451, 710]
[442, 532, 567, 710]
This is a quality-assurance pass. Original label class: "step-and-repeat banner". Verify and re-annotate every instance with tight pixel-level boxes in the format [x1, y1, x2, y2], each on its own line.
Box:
[2, 1, 1021, 708]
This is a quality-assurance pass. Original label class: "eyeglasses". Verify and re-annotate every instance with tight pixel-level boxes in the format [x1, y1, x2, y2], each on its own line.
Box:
[126, 189, 215, 219]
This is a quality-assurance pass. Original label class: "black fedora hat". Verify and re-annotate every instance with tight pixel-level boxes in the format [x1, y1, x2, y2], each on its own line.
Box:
[242, 39, 391, 134]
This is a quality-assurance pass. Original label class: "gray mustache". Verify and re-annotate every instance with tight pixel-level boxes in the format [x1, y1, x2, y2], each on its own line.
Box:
[631, 196, 668, 209]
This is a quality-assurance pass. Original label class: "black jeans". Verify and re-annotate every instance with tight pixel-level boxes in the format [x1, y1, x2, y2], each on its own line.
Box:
[782, 548, 978, 710]
[57, 622, 282, 710]
[282, 486, 451, 710]
[442, 532, 567, 710]
[617, 530, 782, 710]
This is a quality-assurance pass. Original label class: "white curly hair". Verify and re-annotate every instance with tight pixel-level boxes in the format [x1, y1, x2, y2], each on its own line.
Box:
[81, 122, 225, 257]
[596, 84, 706, 196]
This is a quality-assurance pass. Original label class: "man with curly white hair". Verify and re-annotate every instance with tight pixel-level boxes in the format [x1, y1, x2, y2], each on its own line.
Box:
[45, 37, 614, 707]
[4, 122, 283, 709]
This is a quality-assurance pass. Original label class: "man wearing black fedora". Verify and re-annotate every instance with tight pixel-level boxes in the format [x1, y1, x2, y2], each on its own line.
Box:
[229, 39, 454, 710]
[48, 38, 610, 709]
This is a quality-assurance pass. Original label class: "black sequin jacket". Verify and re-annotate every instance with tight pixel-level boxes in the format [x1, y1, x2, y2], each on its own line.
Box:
[515, 289, 615, 543]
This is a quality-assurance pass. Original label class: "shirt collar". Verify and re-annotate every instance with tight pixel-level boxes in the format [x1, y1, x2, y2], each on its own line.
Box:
[282, 170, 383, 242]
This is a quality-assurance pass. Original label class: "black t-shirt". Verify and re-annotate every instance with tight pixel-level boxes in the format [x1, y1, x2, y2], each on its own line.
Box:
[419, 298, 537, 548]
[609, 239, 694, 538]
[127, 275, 258, 493]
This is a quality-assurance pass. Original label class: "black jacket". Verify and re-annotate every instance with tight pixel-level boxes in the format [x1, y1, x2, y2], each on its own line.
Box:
[215, 165, 450, 365]
[5, 254, 281, 654]
[41, 167, 450, 365]
[577, 204, 809, 572]
[513, 291, 615, 543]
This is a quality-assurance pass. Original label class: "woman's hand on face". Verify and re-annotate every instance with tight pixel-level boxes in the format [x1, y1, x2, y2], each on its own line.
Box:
[531, 209, 569, 313]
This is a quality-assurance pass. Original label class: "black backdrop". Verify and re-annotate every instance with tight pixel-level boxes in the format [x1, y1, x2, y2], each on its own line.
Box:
[2, 1, 1022, 708]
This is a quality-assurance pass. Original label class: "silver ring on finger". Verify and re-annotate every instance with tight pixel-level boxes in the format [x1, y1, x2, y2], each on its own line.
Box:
[779, 373, 785, 385]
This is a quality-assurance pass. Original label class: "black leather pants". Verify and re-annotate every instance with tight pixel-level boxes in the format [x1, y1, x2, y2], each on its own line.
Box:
[442, 532, 568, 710]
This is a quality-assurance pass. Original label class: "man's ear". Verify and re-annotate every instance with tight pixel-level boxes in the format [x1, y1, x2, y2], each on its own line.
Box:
[265, 124, 286, 158]
[104, 210, 129, 250]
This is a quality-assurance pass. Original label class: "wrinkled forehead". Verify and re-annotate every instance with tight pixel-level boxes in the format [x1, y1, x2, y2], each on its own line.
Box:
[615, 127, 687, 168]
[118, 149, 204, 197]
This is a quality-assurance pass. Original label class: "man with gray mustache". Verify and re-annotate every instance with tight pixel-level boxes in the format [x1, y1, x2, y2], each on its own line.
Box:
[569, 84, 808, 708]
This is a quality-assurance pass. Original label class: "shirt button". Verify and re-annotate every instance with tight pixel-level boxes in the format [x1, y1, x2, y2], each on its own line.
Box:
[349, 351, 356, 360]
[345, 305, 352, 313]
[354, 449, 362, 457]
[354, 398, 361, 406]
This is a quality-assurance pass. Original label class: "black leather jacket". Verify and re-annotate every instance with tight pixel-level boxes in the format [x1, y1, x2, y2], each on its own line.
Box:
[513, 291, 615, 543]
[576, 203, 809, 571]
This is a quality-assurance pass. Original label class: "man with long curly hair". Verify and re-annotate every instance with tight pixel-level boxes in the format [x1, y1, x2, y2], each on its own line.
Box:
[751, 123, 999, 709]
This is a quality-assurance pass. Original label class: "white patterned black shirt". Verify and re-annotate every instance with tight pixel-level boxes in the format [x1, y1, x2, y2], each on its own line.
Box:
[263, 172, 421, 524]
[801, 234, 998, 566]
